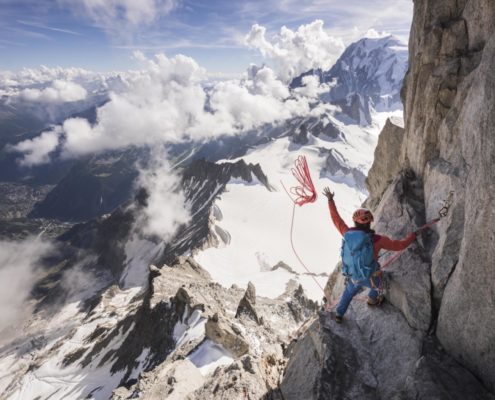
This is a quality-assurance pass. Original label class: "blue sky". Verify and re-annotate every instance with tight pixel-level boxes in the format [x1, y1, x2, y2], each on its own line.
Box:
[0, 0, 413, 74]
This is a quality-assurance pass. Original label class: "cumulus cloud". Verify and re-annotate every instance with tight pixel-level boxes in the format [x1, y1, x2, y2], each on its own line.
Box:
[58, 52, 207, 158]
[8, 126, 62, 167]
[20, 79, 87, 103]
[10, 52, 316, 165]
[0, 237, 53, 344]
[135, 150, 190, 239]
[293, 75, 333, 98]
[245, 20, 345, 82]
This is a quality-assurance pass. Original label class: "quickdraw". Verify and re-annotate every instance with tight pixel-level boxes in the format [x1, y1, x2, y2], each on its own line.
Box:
[438, 190, 454, 218]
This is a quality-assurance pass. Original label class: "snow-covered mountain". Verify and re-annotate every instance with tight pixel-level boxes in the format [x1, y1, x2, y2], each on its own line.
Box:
[0, 112, 397, 399]
[292, 35, 408, 125]
[0, 36, 406, 399]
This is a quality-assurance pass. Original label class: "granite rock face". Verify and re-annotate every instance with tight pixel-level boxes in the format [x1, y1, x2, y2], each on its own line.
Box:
[364, 117, 405, 210]
[280, 304, 493, 400]
[372, 171, 432, 332]
[399, 0, 495, 390]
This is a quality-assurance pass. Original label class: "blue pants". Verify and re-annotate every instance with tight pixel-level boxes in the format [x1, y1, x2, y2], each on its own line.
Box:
[336, 276, 381, 316]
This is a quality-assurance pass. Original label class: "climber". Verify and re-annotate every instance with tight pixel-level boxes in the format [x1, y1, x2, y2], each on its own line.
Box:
[322, 187, 416, 324]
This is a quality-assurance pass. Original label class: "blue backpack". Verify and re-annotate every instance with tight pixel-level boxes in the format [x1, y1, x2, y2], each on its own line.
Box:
[341, 230, 378, 281]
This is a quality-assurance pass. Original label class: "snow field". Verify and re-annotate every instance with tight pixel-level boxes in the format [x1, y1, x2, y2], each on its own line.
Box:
[195, 112, 401, 301]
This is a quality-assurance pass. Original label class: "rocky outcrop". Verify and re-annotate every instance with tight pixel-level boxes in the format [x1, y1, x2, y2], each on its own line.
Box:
[291, 123, 309, 145]
[235, 282, 262, 325]
[205, 314, 250, 357]
[113, 359, 205, 400]
[159, 158, 272, 266]
[280, 305, 494, 400]
[320, 148, 367, 190]
[364, 117, 405, 210]
[333, 92, 372, 126]
[372, 171, 432, 332]
[107, 259, 317, 399]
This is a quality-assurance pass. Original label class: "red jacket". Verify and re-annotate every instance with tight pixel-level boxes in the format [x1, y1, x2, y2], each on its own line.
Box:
[328, 200, 415, 260]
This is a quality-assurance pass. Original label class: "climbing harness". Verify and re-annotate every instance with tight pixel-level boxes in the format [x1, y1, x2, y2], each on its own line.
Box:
[281, 155, 325, 294]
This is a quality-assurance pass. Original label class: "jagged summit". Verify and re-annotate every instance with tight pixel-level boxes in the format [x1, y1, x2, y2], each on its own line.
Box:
[325, 35, 407, 110]
[291, 35, 408, 124]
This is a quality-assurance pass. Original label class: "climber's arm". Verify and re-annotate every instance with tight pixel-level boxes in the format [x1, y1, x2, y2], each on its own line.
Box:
[376, 233, 416, 252]
[327, 199, 349, 236]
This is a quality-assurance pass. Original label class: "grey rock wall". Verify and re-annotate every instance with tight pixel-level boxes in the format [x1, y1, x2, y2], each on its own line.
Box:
[400, 0, 495, 390]
[364, 117, 405, 210]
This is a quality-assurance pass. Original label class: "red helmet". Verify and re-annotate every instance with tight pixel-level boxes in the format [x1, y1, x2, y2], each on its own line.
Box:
[352, 208, 374, 224]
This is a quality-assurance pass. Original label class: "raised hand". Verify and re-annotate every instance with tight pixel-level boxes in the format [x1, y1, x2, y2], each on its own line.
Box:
[322, 187, 334, 201]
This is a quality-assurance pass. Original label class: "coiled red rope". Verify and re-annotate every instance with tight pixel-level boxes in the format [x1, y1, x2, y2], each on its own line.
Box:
[287, 155, 318, 206]
[282, 155, 325, 293]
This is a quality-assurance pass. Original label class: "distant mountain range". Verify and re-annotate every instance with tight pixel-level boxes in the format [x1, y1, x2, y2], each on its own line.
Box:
[291, 35, 408, 125]
[0, 35, 408, 225]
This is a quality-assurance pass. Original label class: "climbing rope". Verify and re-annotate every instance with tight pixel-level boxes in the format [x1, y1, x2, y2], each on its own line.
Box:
[281, 155, 325, 293]
[288, 155, 318, 206]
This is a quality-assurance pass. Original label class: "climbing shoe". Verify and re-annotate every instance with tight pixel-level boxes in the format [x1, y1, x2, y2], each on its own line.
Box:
[367, 295, 384, 307]
[335, 314, 343, 324]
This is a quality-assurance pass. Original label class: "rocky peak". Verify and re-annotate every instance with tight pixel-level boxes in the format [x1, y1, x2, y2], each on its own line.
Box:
[325, 35, 408, 111]
[291, 35, 408, 125]
[235, 281, 263, 325]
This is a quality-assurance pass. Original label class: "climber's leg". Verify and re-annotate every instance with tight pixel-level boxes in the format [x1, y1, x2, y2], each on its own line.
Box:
[336, 280, 361, 318]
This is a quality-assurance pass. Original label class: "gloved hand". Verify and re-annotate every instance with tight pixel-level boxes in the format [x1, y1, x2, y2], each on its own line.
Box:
[322, 187, 334, 201]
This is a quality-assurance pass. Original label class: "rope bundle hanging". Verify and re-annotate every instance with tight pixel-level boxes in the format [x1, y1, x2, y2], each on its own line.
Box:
[287, 155, 318, 206]
[281, 155, 325, 293]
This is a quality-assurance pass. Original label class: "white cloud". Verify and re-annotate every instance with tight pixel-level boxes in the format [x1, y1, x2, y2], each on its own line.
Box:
[60, 0, 177, 35]
[9, 52, 316, 166]
[20, 79, 87, 103]
[293, 75, 332, 98]
[9, 126, 61, 166]
[0, 66, 94, 88]
[0, 66, 126, 102]
[364, 28, 392, 39]
[245, 19, 345, 81]
[0, 237, 53, 344]
[59, 52, 207, 158]
[134, 151, 190, 239]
